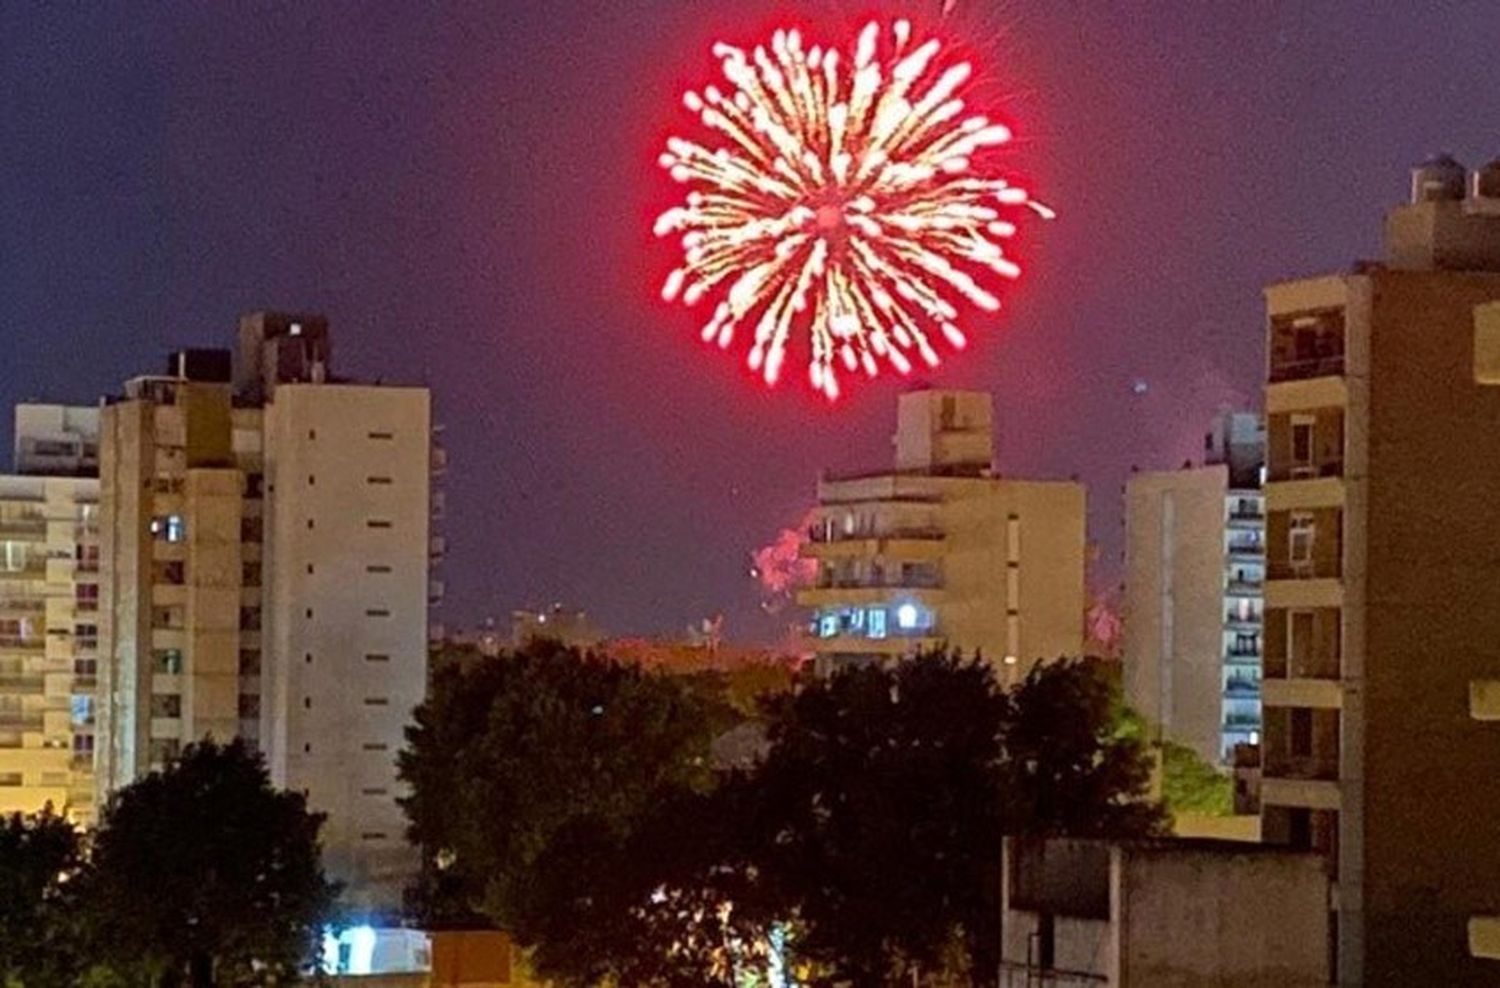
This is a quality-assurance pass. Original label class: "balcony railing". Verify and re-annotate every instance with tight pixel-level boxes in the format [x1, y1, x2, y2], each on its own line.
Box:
[1268, 355, 1345, 383]
[1224, 612, 1262, 628]
[0, 599, 44, 613]
[1226, 579, 1263, 594]
[808, 525, 945, 544]
[1264, 754, 1339, 782]
[0, 637, 44, 652]
[1268, 559, 1342, 580]
[1224, 679, 1261, 697]
[814, 573, 944, 590]
[1268, 460, 1344, 483]
[0, 673, 45, 691]
[0, 517, 48, 537]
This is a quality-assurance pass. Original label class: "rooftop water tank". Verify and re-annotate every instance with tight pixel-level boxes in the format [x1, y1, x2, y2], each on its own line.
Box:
[1474, 158, 1500, 200]
[1411, 153, 1467, 203]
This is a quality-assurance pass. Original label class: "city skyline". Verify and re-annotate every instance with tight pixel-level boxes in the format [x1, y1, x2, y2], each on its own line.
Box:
[5, 3, 1500, 639]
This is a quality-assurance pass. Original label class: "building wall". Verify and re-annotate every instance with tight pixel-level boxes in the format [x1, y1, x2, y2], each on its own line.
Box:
[1358, 270, 1500, 985]
[262, 384, 430, 912]
[1123, 465, 1231, 764]
[0, 474, 98, 822]
[1115, 845, 1328, 987]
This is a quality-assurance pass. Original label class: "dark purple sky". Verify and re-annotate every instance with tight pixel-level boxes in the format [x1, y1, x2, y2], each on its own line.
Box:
[4, 2, 1498, 640]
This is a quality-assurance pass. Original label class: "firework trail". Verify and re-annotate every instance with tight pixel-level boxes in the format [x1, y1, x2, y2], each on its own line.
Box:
[656, 19, 1048, 400]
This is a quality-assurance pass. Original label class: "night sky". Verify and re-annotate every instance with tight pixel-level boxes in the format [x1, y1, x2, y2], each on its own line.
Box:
[4, 2, 1498, 640]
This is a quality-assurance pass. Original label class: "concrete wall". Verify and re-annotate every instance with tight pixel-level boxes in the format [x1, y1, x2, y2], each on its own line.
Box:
[263, 384, 430, 913]
[1123, 465, 1230, 764]
[1116, 844, 1328, 987]
[1358, 269, 1500, 985]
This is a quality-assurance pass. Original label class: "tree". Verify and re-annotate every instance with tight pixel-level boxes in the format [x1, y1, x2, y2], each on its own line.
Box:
[745, 651, 1012, 986]
[1001, 659, 1166, 839]
[744, 653, 1165, 986]
[85, 739, 335, 987]
[399, 640, 720, 982]
[0, 807, 86, 987]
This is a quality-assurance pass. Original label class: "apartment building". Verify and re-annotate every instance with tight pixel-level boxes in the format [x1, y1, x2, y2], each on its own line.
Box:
[798, 388, 1085, 681]
[0, 407, 100, 823]
[1259, 155, 1500, 985]
[1124, 411, 1266, 765]
[97, 313, 432, 913]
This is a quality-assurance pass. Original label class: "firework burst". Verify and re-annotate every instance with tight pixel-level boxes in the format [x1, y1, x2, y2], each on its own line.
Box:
[655, 19, 1049, 400]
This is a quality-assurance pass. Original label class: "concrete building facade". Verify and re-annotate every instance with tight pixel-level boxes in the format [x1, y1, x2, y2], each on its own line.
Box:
[1124, 411, 1266, 765]
[798, 389, 1085, 681]
[1000, 837, 1329, 987]
[0, 407, 100, 822]
[97, 314, 431, 913]
[1259, 155, 1500, 985]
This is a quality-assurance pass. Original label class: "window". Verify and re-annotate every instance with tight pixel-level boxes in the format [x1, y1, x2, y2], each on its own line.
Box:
[368, 431, 394, 440]
[305, 652, 313, 664]
[304, 743, 312, 753]
[1289, 513, 1316, 565]
[1291, 418, 1314, 464]
[0, 542, 27, 572]
[238, 694, 260, 718]
[0, 773, 22, 787]
[868, 608, 887, 639]
[70, 695, 93, 727]
[153, 649, 183, 674]
[148, 739, 181, 765]
[245, 473, 264, 498]
[306, 519, 315, 530]
[367, 520, 392, 529]
[364, 653, 390, 663]
[307, 475, 316, 486]
[366, 565, 392, 574]
[239, 607, 261, 631]
[306, 563, 314, 575]
[361, 832, 388, 841]
[150, 515, 185, 543]
[240, 517, 262, 543]
[364, 697, 390, 707]
[818, 613, 839, 638]
[75, 623, 98, 649]
[366, 608, 390, 617]
[150, 694, 182, 719]
[361, 787, 388, 796]
[1290, 707, 1313, 757]
[241, 562, 261, 587]
[304, 697, 312, 710]
[74, 657, 97, 677]
[367, 476, 393, 485]
[76, 584, 99, 612]
[72, 734, 94, 753]
[239, 649, 261, 675]
[363, 742, 389, 751]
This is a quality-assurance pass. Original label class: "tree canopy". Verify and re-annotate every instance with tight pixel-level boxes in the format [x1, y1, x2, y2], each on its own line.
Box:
[0, 807, 86, 988]
[401, 645, 1165, 987]
[85, 739, 335, 987]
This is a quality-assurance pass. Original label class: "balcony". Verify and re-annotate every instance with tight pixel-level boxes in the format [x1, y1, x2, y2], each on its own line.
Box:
[0, 637, 44, 654]
[1264, 753, 1339, 783]
[1225, 578, 1263, 596]
[0, 673, 45, 693]
[1224, 678, 1261, 698]
[1268, 558, 1342, 581]
[1223, 612, 1262, 631]
[1267, 457, 1345, 487]
[0, 517, 48, 539]
[1268, 355, 1345, 383]
[0, 598, 44, 615]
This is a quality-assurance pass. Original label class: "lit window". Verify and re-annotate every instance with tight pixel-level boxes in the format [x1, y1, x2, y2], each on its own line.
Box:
[1289, 513, 1315, 565]
[897, 603, 920, 630]
[868, 608, 887, 639]
[152, 515, 185, 543]
[819, 614, 839, 638]
[289, 322, 303, 336]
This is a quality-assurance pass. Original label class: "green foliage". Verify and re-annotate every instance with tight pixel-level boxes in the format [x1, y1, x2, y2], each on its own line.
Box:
[400, 648, 1166, 988]
[0, 807, 86, 987]
[1159, 740, 1235, 818]
[84, 738, 336, 986]
[399, 639, 720, 966]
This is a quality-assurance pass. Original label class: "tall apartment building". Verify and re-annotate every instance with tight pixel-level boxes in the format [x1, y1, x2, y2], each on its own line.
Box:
[798, 389, 1085, 681]
[1124, 411, 1266, 765]
[0, 407, 100, 823]
[1259, 155, 1500, 985]
[98, 313, 432, 913]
